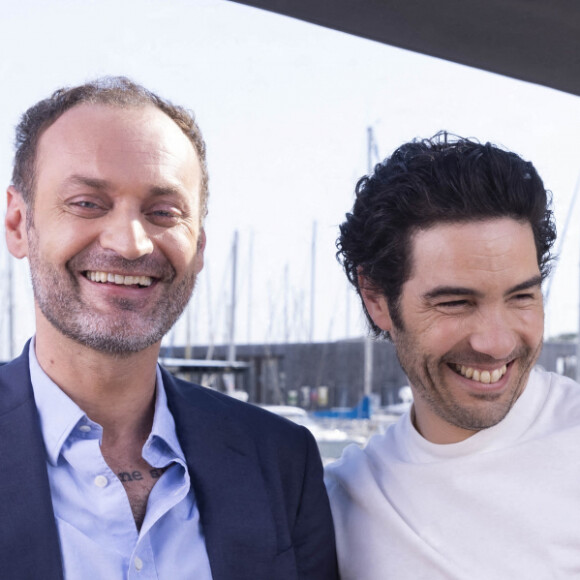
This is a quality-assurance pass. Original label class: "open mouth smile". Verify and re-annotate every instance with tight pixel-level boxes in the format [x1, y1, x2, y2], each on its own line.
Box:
[450, 363, 508, 384]
[84, 270, 154, 288]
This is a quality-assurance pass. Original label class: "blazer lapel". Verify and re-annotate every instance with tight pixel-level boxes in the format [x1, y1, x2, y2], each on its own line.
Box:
[0, 345, 63, 579]
[164, 370, 282, 580]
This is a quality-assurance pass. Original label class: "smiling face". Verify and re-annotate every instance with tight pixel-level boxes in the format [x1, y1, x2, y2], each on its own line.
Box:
[362, 218, 544, 443]
[6, 103, 205, 355]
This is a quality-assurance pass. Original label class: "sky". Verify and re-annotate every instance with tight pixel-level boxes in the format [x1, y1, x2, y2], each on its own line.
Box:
[1, 0, 580, 359]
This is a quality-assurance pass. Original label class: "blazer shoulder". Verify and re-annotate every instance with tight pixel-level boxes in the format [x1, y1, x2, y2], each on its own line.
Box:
[161, 366, 315, 446]
[0, 341, 34, 414]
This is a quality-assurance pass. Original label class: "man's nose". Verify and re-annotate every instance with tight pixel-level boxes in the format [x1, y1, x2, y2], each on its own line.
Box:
[99, 215, 154, 260]
[468, 309, 517, 360]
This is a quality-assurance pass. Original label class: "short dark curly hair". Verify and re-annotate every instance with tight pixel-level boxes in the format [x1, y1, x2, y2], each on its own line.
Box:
[11, 76, 209, 220]
[337, 132, 556, 339]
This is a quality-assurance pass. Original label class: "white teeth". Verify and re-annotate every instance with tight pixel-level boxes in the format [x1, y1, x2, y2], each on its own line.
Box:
[454, 363, 507, 384]
[85, 271, 153, 287]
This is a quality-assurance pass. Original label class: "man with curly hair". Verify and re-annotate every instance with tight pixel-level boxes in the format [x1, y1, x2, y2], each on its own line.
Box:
[326, 133, 580, 579]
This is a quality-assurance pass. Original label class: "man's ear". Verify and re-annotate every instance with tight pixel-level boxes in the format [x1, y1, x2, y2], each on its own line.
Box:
[5, 186, 29, 259]
[358, 274, 393, 333]
[192, 227, 206, 275]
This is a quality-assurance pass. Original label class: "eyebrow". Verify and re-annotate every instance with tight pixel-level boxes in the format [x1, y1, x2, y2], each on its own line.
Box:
[64, 175, 109, 190]
[423, 274, 543, 302]
[63, 175, 185, 198]
[508, 275, 543, 294]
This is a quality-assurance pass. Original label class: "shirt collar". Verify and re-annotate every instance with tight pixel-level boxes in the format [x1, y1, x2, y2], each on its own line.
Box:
[146, 365, 187, 466]
[29, 338, 186, 467]
[29, 339, 86, 466]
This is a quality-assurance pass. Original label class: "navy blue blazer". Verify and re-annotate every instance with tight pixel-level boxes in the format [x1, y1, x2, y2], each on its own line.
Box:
[0, 345, 338, 579]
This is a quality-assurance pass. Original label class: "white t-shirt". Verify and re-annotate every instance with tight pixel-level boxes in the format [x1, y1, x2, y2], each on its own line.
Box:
[325, 368, 580, 580]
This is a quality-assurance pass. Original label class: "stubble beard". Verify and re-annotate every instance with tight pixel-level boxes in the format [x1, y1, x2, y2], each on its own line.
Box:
[27, 229, 197, 357]
[392, 327, 542, 432]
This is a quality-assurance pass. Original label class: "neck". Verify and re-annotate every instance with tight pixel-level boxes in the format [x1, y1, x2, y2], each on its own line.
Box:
[34, 318, 160, 438]
[411, 402, 477, 444]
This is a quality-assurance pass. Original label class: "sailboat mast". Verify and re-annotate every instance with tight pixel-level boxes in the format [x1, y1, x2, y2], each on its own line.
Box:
[247, 231, 253, 344]
[228, 230, 238, 363]
[363, 126, 377, 396]
[309, 221, 317, 343]
[284, 263, 289, 343]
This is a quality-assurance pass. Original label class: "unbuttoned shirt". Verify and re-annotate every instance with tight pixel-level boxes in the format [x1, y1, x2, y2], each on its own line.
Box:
[29, 340, 213, 579]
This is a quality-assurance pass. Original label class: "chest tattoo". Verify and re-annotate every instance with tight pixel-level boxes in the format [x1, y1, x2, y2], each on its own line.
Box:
[117, 466, 168, 483]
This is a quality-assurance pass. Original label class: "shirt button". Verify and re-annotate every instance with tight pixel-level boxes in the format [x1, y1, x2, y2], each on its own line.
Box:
[94, 475, 108, 488]
[134, 556, 143, 570]
[79, 425, 91, 433]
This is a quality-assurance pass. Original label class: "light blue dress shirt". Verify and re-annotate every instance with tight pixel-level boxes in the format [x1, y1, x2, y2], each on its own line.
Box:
[29, 340, 213, 579]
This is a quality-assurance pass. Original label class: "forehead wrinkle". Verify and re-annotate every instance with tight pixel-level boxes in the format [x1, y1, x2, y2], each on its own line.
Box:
[63, 175, 110, 191]
[410, 220, 539, 283]
[60, 174, 190, 198]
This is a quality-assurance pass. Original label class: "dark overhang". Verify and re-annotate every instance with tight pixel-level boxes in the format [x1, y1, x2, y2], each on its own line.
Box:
[230, 0, 580, 96]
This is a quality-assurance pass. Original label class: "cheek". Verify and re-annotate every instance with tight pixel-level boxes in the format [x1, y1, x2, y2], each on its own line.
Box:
[157, 232, 200, 269]
[517, 307, 544, 342]
[30, 220, 103, 272]
[40, 226, 95, 260]
[417, 315, 466, 355]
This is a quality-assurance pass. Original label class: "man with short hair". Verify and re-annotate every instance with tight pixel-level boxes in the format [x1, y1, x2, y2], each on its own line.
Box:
[326, 133, 580, 579]
[2, 77, 338, 579]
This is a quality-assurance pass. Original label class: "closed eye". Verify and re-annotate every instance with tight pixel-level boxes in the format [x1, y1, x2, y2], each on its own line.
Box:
[66, 198, 108, 217]
[511, 292, 536, 302]
[74, 200, 101, 209]
[437, 300, 469, 308]
[146, 207, 184, 226]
